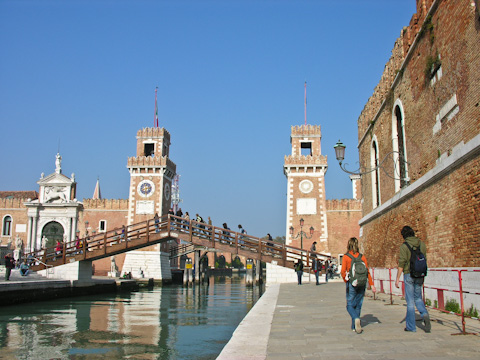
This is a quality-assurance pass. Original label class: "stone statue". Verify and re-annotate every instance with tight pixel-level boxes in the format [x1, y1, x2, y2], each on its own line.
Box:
[7, 237, 12, 249]
[42, 235, 48, 249]
[44, 186, 67, 203]
[55, 153, 62, 174]
[109, 256, 119, 277]
[14, 235, 23, 262]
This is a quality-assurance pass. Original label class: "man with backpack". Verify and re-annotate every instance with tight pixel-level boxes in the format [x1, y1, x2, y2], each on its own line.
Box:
[341, 237, 376, 334]
[395, 226, 431, 333]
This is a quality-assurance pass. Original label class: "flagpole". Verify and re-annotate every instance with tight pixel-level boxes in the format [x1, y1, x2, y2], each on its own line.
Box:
[154, 87, 159, 127]
[304, 81, 307, 126]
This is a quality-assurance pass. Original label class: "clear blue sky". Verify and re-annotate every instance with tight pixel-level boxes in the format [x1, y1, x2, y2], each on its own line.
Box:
[0, 0, 416, 238]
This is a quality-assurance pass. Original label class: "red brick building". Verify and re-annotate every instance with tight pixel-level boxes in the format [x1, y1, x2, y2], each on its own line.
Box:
[356, 0, 480, 267]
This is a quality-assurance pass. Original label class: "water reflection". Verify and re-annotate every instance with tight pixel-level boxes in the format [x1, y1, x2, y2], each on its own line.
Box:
[0, 275, 264, 359]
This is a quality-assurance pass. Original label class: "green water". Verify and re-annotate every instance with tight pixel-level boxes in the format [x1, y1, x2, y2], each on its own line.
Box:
[0, 275, 264, 360]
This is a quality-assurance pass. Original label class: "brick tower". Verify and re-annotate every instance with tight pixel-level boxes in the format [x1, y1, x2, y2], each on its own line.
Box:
[122, 127, 176, 280]
[284, 125, 328, 252]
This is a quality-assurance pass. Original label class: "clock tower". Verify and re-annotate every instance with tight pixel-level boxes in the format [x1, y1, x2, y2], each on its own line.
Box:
[284, 125, 328, 252]
[122, 127, 176, 281]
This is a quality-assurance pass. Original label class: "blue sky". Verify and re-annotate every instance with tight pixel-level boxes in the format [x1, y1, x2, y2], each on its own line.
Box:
[0, 0, 416, 238]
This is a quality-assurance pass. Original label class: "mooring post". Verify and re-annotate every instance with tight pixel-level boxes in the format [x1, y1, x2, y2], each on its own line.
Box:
[195, 250, 200, 283]
[246, 258, 254, 286]
[184, 258, 193, 286]
[255, 259, 263, 285]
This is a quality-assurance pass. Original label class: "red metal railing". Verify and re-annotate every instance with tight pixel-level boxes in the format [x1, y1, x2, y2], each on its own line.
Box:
[370, 268, 480, 335]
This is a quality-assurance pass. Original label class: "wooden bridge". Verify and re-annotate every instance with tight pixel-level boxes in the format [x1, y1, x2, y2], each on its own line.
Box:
[27, 215, 331, 272]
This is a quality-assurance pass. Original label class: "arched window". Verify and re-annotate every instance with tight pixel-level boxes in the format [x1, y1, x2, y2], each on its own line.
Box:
[371, 139, 381, 208]
[2, 215, 12, 236]
[392, 100, 409, 191]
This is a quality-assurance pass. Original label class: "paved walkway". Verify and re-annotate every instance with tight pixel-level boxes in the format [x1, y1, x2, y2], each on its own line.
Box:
[218, 281, 480, 360]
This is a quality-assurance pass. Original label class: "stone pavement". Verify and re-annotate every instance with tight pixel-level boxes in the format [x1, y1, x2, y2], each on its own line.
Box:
[219, 281, 480, 360]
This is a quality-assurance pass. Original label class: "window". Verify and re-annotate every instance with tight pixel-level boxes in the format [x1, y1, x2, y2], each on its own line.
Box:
[2, 215, 12, 236]
[144, 143, 155, 157]
[371, 139, 381, 208]
[99, 220, 106, 232]
[300, 142, 312, 156]
[392, 100, 409, 191]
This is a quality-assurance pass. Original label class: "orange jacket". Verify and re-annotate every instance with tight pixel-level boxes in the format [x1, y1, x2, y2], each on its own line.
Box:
[341, 251, 373, 287]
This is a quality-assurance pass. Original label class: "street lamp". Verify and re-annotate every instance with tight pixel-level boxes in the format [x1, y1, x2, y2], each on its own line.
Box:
[289, 218, 314, 250]
[333, 140, 410, 184]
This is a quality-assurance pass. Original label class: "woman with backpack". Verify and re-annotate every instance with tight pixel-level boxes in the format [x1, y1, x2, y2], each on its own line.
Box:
[341, 237, 376, 334]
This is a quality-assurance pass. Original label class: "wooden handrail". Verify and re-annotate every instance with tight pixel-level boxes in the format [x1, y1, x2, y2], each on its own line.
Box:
[26, 214, 332, 272]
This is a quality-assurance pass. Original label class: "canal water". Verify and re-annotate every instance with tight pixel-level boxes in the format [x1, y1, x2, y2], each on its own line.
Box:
[0, 275, 264, 360]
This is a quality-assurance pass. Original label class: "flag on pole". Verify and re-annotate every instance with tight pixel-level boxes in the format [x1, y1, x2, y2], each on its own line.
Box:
[304, 81, 307, 126]
[154, 87, 159, 127]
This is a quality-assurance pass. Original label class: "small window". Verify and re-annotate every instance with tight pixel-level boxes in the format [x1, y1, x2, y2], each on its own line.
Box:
[300, 142, 312, 156]
[144, 143, 155, 157]
[99, 220, 106, 232]
[2, 216, 12, 236]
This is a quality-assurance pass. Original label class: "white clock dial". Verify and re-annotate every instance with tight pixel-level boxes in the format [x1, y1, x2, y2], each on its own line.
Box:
[164, 183, 171, 200]
[299, 180, 314, 194]
[137, 180, 155, 198]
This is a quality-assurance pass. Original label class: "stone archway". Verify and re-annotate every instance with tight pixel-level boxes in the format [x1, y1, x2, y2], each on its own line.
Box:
[41, 221, 64, 249]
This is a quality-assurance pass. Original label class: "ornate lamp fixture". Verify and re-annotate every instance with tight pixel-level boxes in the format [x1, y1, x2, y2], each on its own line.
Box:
[333, 140, 410, 184]
[289, 218, 314, 250]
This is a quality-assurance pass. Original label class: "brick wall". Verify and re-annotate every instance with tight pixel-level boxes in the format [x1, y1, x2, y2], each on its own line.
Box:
[326, 199, 362, 259]
[357, 0, 480, 267]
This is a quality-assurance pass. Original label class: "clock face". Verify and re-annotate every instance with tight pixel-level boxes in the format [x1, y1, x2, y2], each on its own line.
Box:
[299, 180, 314, 194]
[137, 180, 155, 198]
[164, 183, 171, 200]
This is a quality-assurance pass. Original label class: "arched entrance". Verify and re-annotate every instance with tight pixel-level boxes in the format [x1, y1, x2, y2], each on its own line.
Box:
[41, 221, 64, 249]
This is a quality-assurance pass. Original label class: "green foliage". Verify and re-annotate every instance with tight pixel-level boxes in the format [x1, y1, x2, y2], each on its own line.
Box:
[465, 305, 479, 318]
[434, 300, 438, 308]
[445, 298, 461, 314]
[231, 257, 244, 269]
[425, 298, 432, 307]
[425, 53, 441, 82]
[418, 14, 435, 44]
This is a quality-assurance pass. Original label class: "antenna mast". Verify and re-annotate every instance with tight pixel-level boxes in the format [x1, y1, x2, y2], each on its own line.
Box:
[304, 81, 307, 126]
[154, 87, 159, 127]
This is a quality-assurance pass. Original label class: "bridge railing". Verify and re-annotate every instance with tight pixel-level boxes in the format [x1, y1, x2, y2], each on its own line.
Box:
[25, 214, 331, 270]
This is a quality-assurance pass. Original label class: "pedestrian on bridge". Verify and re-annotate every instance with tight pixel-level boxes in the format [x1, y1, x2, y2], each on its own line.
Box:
[294, 259, 304, 285]
[341, 237, 376, 334]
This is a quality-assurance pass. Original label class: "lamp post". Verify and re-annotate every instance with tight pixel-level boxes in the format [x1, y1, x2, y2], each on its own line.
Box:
[289, 218, 314, 250]
[333, 140, 410, 184]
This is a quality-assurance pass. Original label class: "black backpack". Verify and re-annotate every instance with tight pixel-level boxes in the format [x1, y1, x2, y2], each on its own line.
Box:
[404, 242, 427, 278]
[345, 253, 368, 288]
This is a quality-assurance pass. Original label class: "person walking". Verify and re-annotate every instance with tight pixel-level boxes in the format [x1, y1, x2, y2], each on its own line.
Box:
[395, 226, 431, 333]
[4, 253, 15, 281]
[341, 237, 376, 334]
[312, 257, 321, 285]
[294, 259, 304, 285]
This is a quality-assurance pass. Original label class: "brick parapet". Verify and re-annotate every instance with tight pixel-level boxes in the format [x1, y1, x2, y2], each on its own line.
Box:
[82, 199, 129, 210]
[291, 125, 321, 137]
[326, 199, 362, 211]
[284, 155, 327, 166]
[136, 127, 171, 142]
[127, 156, 176, 171]
[0, 198, 29, 209]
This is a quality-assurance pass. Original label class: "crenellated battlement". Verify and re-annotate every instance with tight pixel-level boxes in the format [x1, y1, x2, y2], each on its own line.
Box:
[127, 155, 176, 170]
[357, 0, 435, 139]
[291, 124, 321, 137]
[284, 154, 327, 166]
[0, 198, 29, 209]
[136, 127, 171, 141]
[83, 198, 129, 210]
[326, 199, 362, 211]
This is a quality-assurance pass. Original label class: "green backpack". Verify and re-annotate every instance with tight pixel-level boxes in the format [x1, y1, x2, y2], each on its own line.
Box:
[346, 253, 368, 288]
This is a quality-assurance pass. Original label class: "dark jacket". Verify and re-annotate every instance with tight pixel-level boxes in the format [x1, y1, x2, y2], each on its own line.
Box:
[398, 236, 427, 274]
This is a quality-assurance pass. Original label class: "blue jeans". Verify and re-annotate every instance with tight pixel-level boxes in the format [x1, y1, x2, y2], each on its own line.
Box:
[346, 282, 365, 329]
[314, 271, 319, 284]
[296, 271, 302, 284]
[404, 273, 428, 331]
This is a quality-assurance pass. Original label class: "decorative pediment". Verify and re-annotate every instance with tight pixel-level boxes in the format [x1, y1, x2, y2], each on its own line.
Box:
[37, 165, 77, 204]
